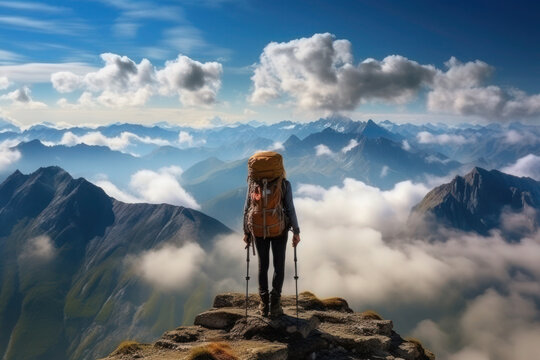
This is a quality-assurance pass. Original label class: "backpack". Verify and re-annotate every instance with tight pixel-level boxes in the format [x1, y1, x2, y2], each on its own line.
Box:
[246, 151, 287, 238]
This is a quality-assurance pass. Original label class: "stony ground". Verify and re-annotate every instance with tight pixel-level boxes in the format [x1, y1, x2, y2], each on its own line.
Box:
[101, 292, 435, 360]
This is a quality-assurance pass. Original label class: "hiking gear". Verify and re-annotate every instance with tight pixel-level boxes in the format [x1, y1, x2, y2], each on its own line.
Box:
[258, 293, 269, 317]
[270, 291, 284, 318]
[245, 238, 251, 320]
[255, 232, 287, 299]
[294, 246, 299, 325]
[244, 179, 300, 236]
[248, 151, 285, 181]
[247, 177, 286, 238]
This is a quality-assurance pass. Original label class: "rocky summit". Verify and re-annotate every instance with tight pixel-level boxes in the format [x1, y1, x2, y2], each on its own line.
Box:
[102, 292, 435, 360]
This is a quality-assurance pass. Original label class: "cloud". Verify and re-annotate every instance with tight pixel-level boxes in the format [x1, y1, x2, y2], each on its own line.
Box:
[0, 76, 9, 90]
[0, 1, 69, 13]
[341, 139, 358, 153]
[0, 86, 47, 108]
[55, 130, 170, 151]
[380, 165, 390, 177]
[503, 130, 540, 145]
[0, 15, 89, 35]
[315, 144, 333, 156]
[401, 139, 411, 151]
[416, 131, 470, 145]
[20, 235, 55, 261]
[178, 131, 206, 148]
[51, 71, 83, 93]
[122, 174, 540, 359]
[427, 57, 540, 119]
[94, 179, 141, 203]
[0, 62, 95, 83]
[52, 53, 222, 107]
[0, 139, 21, 170]
[95, 166, 200, 209]
[501, 154, 540, 180]
[157, 55, 222, 106]
[134, 242, 205, 290]
[250, 33, 436, 111]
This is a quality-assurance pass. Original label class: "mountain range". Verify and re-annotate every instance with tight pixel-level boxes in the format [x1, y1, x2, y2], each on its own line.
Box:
[412, 167, 540, 237]
[0, 166, 231, 360]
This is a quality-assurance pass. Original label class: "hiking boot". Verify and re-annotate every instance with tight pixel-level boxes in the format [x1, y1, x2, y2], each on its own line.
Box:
[258, 293, 269, 317]
[270, 292, 283, 318]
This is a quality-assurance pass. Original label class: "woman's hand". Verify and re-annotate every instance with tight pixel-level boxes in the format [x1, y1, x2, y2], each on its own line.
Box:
[292, 233, 301, 247]
[243, 234, 250, 247]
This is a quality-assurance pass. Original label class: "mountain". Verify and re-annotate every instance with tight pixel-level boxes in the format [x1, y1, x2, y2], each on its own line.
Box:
[0, 167, 232, 360]
[102, 292, 435, 360]
[412, 167, 540, 236]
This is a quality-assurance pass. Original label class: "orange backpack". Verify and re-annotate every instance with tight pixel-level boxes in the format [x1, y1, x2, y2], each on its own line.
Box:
[246, 152, 286, 238]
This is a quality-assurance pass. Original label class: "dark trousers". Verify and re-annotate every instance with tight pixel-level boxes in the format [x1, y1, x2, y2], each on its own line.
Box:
[255, 231, 288, 297]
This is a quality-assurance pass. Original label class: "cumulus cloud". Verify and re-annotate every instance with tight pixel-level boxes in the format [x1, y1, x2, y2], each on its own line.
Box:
[250, 33, 436, 111]
[129, 166, 200, 209]
[0, 86, 47, 108]
[0, 139, 21, 170]
[134, 242, 205, 290]
[51, 53, 222, 107]
[341, 139, 359, 153]
[95, 166, 200, 209]
[501, 154, 540, 180]
[54, 130, 170, 152]
[416, 131, 471, 145]
[315, 144, 333, 156]
[427, 57, 540, 119]
[20, 235, 55, 261]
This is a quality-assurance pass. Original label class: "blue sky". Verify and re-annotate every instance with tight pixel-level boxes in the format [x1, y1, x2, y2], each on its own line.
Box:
[0, 0, 539, 126]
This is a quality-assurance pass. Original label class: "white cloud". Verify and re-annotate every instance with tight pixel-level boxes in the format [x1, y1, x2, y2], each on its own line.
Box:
[401, 139, 411, 151]
[341, 138, 358, 153]
[94, 166, 200, 209]
[0, 62, 95, 83]
[315, 144, 333, 156]
[427, 57, 540, 119]
[51, 71, 82, 93]
[0, 86, 47, 109]
[56, 130, 170, 151]
[380, 165, 390, 177]
[250, 33, 436, 111]
[134, 242, 205, 290]
[129, 166, 200, 209]
[0, 1, 69, 13]
[0, 139, 21, 170]
[501, 154, 540, 180]
[0, 15, 90, 35]
[503, 130, 540, 145]
[416, 131, 470, 145]
[52, 53, 222, 107]
[20, 235, 55, 261]
[0, 75, 9, 89]
[94, 179, 141, 203]
[157, 55, 222, 106]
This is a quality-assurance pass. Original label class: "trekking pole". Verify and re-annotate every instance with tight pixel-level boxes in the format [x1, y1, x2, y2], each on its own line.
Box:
[245, 238, 251, 321]
[294, 245, 299, 326]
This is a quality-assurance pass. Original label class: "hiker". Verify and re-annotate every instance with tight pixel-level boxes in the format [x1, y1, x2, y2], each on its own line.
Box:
[243, 151, 301, 318]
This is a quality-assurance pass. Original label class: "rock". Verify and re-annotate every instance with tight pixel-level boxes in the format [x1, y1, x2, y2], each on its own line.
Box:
[102, 292, 435, 360]
[248, 343, 288, 360]
[193, 308, 245, 329]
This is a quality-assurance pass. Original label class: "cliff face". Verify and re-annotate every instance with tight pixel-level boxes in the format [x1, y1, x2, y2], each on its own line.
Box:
[103, 292, 435, 360]
[412, 167, 540, 235]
